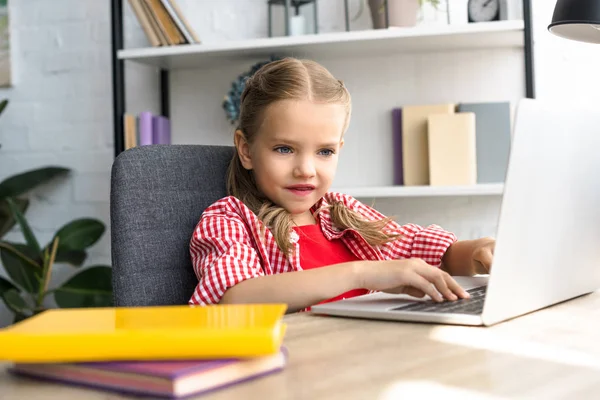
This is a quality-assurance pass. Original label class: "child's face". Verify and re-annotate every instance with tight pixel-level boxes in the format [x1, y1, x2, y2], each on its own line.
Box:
[237, 99, 346, 225]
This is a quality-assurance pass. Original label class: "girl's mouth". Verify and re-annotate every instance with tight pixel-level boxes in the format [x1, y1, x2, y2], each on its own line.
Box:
[286, 185, 315, 196]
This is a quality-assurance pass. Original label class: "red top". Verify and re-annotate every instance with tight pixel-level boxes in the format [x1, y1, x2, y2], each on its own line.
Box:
[189, 192, 457, 306]
[293, 223, 369, 305]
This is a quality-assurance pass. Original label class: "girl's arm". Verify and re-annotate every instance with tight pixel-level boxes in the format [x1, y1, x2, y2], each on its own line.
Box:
[221, 258, 469, 313]
[220, 262, 360, 313]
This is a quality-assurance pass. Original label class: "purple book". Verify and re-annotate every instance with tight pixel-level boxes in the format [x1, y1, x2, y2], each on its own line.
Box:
[152, 115, 171, 145]
[138, 111, 154, 146]
[392, 108, 404, 185]
[10, 349, 287, 399]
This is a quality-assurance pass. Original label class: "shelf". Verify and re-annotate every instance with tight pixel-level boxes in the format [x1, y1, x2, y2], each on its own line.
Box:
[118, 20, 524, 69]
[331, 183, 504, 198]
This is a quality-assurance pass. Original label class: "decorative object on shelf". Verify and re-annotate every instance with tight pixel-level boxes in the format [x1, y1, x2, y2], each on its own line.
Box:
[368, 0, 441, 29]
[223, 57, 279, 125]
[498, 0, 522, 21]
[127, 0, 201, 47]
[447, 0, 469, 25]
[467, 0, 500, 23]
[0, 0, 10, 87]
[548, 0, 600, 44]
[0, 168, 113, 325]
[268, 0, 318, 37]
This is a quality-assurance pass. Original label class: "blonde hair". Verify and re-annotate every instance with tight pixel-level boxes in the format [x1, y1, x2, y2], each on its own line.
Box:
[227, 58, 400, 254]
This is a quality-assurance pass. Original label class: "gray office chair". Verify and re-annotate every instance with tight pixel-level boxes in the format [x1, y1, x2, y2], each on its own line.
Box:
[110, 144, 235, 306]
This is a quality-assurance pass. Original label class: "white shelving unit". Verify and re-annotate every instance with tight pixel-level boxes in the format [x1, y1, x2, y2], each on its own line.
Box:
[118, 20, 525, 69]
[331, 184, 504, 198]
[114, 15, 531, 199]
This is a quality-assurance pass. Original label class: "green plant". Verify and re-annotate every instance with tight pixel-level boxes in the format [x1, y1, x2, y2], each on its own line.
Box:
[0, 168, 113, 324]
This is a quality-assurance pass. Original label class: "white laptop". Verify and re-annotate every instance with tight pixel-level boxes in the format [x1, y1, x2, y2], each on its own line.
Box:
[311, 98, 600, 326]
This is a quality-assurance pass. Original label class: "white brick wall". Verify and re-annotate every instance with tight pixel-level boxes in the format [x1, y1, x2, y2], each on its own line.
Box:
[0, 0, 138, 327]
[1, 0, 599, 327]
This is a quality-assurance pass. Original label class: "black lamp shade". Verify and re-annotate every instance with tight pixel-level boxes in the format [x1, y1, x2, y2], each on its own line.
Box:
[548, 0, 600, 43]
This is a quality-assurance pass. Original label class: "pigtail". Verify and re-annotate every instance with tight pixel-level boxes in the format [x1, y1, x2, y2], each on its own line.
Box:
[257, 204, 294, 255]
[326, 201, 401, 247]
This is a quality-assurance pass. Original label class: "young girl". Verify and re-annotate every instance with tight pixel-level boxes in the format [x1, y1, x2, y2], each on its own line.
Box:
[189, 58, 495, 313]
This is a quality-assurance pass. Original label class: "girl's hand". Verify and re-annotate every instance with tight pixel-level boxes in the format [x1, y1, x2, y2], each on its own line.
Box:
[355, 258, 471, 302]
[471, 238, 495, 274]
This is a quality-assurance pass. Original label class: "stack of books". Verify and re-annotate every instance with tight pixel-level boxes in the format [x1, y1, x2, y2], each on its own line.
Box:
[124, 111, 171, 150]
[391, 101, 512, 186]
[128, 0, 201, 47]
[0, 304, 288, 398]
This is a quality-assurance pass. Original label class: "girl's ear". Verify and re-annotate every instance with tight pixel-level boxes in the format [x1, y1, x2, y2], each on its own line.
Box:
[234, 129, 253, 170]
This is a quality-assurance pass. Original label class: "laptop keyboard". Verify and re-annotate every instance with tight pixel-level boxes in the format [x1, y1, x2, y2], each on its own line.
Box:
[390, 286, 487, 315]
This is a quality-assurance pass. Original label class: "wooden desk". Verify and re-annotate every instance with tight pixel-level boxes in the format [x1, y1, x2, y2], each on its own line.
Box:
[3, 292, 600, 399]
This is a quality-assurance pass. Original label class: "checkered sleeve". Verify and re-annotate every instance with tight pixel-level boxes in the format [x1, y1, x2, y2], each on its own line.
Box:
[333, 193, 457, 266]
[188, 214, 264, 305]
[381, 222, 458, 266]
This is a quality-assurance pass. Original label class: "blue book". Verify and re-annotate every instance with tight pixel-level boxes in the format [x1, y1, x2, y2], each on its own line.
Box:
[457, 102, 511, 183]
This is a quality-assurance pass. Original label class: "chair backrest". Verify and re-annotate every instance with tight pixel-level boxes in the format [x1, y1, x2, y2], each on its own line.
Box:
[110, 144, 234, 306]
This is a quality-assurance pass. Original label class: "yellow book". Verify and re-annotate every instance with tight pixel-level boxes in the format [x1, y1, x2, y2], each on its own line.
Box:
[427, 112, 477, 186]
[401, 103, 456, 186]
[0, 304, 287, 363]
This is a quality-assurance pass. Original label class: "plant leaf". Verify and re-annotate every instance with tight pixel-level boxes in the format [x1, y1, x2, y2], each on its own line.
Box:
[54, 266, 113, 308]
[0, 99, 7, 117]
[0, 240, 43, 267]
[0, 198, 29, 239]
[0, 167, 70, 200]
[53, 248, 87, 267]
[0, 276, 18, 297]
[0, 245, 41, 293]
[6, 198, 41, 254]
[2, 289, 30, 314]
[53, 218, 105, 251]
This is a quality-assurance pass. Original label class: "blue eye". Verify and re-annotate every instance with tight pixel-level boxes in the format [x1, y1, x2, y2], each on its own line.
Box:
[275, 146, 292, 154]
[318, 149, 334, 156]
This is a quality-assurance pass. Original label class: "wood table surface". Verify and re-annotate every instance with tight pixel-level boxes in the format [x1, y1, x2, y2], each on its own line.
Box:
[3, 291, 600, 399]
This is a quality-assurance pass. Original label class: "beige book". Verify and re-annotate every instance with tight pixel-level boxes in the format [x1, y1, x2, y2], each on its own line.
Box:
[124, 114, 137, 150]
[147, 0, 185, 45]
[402, 103, 455, 185]
[166, 0, 201, 43]
[141, 0, 169, 45]
[427, 112, 477, 186]
[127, 0, 160, 47]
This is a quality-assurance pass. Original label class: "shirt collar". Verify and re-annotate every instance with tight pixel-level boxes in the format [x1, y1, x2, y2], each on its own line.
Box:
[310, 194, 346, 240]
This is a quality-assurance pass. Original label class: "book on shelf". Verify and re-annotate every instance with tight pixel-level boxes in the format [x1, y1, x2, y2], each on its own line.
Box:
[391, 108, 403, 185]
[391, 101, 511, 187]
[458, 102, 511, 183]
[128, 0, 201, 47]
[427, 112, 477, 186]
[123, 111, 171, 150]
[401, 103, 455, 186]
[10, 349, 287, 399]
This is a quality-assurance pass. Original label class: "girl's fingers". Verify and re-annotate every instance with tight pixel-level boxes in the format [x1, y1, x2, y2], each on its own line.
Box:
[443, 273, 470, 299]
[407, 273, 444, 302]
[416, 264, 457, 301]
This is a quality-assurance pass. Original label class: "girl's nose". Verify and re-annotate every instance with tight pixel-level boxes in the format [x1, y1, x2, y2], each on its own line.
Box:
[293, 157, 316, 178]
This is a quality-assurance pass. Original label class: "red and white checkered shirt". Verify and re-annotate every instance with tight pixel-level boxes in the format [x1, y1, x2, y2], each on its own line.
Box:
[189, 192, 457, 306]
